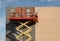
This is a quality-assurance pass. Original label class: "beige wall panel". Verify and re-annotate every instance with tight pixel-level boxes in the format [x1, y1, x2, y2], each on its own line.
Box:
[35, 7, 60, 41]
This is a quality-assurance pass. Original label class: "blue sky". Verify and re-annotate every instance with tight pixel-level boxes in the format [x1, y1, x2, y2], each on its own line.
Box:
[0, 0, 60, 41]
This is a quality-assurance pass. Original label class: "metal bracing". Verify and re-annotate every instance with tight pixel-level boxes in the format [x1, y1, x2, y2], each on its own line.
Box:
[16, 21, 32, 41]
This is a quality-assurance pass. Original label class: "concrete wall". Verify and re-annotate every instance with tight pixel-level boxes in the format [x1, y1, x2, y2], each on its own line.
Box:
[35, 7, 60, 41]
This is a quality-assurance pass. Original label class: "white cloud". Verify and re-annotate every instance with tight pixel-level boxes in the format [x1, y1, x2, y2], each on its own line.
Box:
[0, 19, 5, 28]
[47, 0, 57, 2]
[5, 0, 18, 3]
[48, 0, 53, 1]
[40, 0, 56, 3]
[0, 3, 2, 6]
[40, 0, 47, 3]
[0, 19, 5, 41]
[0, 37, 5, 41]
[0, 1, 2, 7]
[0, 1, 6, 8]
[0, 0, 19, 8]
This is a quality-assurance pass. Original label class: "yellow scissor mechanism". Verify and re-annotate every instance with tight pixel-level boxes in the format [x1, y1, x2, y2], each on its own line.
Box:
[16, 21, 32, 41]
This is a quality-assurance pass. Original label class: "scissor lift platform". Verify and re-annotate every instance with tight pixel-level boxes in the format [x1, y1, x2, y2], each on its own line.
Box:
[6, 7, 38, 41]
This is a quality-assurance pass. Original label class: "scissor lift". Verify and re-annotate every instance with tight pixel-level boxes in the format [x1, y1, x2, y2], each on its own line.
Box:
[6, 7, 38, 41]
